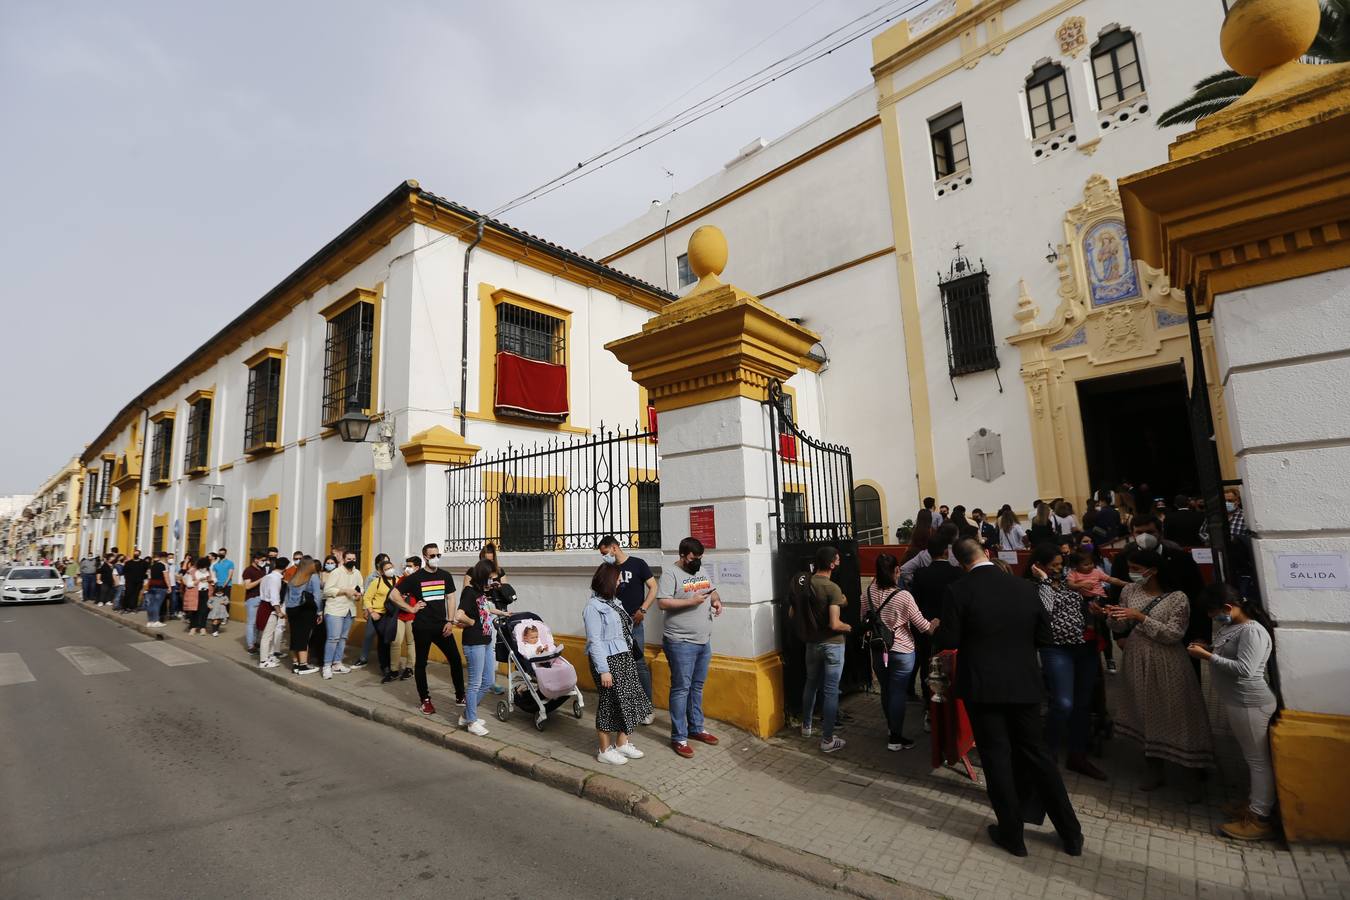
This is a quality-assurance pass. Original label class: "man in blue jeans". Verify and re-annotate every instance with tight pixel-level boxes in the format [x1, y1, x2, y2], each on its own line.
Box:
[798, 546, 852, 753]
[239, 551, 269, 653]
[658, 537, 722, 758]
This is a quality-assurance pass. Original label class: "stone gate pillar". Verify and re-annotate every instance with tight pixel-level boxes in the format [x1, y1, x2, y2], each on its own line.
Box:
[607, 227, 819, 738]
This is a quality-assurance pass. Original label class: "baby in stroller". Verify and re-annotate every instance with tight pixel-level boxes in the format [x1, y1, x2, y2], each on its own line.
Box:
[493, 612, 584, 729]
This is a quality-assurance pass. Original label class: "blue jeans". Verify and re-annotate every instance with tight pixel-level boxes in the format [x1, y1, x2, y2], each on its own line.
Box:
[1040, 643, 1097, 755]
[358, 617, 378, 662]
[874, 649, 916, 742]
[81, 573, 96, 601]
[323, 614, 353, 667]
[244, 597, 261, 649]
[145, 587, 167, 624]
[630, 619, 653, 701]
[113, 585, 124, 608]
[464, 643, 495, 724]
[802, 641, 846, 740]
[664, 639, 712, 743]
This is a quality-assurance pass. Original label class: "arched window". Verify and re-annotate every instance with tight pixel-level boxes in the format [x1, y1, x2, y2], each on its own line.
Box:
[1091, 28, 1145, 108]
[853, 484, 884, 546]
[1026, 62, 1072, 139]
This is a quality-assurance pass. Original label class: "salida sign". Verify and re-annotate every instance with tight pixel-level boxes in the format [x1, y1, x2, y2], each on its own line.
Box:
[1275, 553, 1349, 591]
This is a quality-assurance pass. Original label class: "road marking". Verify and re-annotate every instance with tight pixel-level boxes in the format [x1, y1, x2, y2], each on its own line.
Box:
[56, 646, 130, 676]
[0, 652, 36, 686]
[127, 641, 207, 667]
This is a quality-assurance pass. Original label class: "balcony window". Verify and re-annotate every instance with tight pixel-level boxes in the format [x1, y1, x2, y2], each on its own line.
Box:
[1091, 28, 1145, 108]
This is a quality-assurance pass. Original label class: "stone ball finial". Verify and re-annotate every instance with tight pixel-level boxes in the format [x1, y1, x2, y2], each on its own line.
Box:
[687, 226, 728, 287]
[1221, 0, 1320, 77]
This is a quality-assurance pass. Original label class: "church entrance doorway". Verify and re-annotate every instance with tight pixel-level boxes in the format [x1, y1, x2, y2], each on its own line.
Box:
[1076, 363, 1199, 506]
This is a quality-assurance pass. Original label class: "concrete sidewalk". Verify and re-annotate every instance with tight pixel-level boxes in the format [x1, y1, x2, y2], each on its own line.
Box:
[75, 598, 1349, 900]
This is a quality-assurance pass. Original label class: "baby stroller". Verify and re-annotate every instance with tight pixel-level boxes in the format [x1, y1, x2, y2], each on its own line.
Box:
[493, 611, 583, 730]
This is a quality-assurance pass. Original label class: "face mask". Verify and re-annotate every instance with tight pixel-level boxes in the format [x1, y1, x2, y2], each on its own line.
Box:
[685, 557, 702, 574]
[383, 568, 395, 579]
[425, 556, 440, 569]
[1081, 542, 1094, 552]
[1225, 501, 1236, 513]
[404, 565, 416, 575]
[1129, 571, 1149, 584]
[293, 558, 302, 564]
[323, 562, 336, 572]
[343, 560, 356, 570]
[1134, 532, 1159, 551]
[600, 553, 616, 565]
[1213, 612, 1233, 626]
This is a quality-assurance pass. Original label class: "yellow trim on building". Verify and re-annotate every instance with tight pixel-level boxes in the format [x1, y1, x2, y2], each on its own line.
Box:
[1271, 710, 1350, 843]
[184, 387, 216, 477]
[399, 425, 481, 467]
[476, 283, 577, 432]
[243, 344, 288, 456]
[319, 287, 382, 428]
[323, 475, 376, 574]
[853, 477, 890, 542]
[247, 494, 280, 556]
[185, 506, 208, 559]
[151, 512, 169, 555]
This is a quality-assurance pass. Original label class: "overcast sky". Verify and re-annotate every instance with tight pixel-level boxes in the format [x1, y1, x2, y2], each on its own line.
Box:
[0, 0, 906, 494]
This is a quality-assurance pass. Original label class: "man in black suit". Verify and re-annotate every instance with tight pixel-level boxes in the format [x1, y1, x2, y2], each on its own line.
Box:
[936, 538, 1083, 858]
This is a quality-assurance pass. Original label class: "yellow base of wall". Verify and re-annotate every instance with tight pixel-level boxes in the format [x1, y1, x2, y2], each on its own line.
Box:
[554, 634, 785, 739]
[1271, 709, 1350, 844]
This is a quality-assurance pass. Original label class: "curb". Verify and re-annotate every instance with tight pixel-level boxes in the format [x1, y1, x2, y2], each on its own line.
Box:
[71, 596, 938, 898]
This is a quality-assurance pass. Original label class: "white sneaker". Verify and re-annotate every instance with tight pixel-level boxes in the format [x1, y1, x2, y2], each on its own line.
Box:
[597, 747, 628, 766]
[331, 663, 351, 674]
[466, 720, 490, 737]
[457, 716, 468, 727]
[322, 666, 332, 680]
[641, 713, 655, 726]
[616, 743, 645, 759]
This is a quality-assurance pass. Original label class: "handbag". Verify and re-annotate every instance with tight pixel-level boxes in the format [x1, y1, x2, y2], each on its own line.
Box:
[1116, 594, 1165, 639]
[372, 609, 397, 643]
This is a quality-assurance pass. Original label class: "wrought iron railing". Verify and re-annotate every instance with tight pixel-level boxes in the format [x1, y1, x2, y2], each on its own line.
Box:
[766, 381, 855, 545]
[446, 422, 659, 552]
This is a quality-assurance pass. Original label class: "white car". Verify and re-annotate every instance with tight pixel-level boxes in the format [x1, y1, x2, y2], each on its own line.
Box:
[0, 566, 67, 604]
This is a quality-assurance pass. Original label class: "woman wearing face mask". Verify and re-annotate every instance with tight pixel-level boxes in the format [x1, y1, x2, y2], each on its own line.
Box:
[1187, 585, 1278, 840]
[354, 553, 391, 669]
[1106, 549, 1213, 800]
[1025, 543, 1106, 780]
[284, 556, 323, 675]
[319, 551, 363, 679]
[362, 555, 405, 684]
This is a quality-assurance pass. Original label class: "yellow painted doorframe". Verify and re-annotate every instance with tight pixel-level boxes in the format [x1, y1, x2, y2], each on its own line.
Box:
[324, 475, 376, 574]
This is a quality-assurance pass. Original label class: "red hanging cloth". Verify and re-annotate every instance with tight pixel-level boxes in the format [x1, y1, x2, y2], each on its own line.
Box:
[494, 351, 568, 421]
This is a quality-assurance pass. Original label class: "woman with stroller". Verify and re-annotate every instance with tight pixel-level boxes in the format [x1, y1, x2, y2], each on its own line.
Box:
[584, 562, 652, 766]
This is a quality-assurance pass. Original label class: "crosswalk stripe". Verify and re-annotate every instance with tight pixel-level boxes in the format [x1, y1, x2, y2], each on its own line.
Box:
[56, 645, 130, 676]
[127, 641, 207, 667]
[0, 652, 36, 686]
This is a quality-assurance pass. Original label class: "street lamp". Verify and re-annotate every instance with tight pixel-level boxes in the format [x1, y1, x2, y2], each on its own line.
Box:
[335, 408, 375, 443]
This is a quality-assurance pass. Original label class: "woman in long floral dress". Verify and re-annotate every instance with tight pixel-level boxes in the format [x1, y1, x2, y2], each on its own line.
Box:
[1107, 549, 1213, 801]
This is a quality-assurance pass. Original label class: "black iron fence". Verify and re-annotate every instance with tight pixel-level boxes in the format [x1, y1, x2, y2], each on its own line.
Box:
[766, 381, 856, 545]
[446, 423, 659, 552]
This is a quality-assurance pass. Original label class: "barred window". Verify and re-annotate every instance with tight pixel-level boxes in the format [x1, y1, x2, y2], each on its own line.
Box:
[929, 106, 969, 178]
[1092, 28, 1144, 108]
[186, 520, 203, 560]
[1026, 62, 1072, 138]
[100, 459, 113, 506]
[939, 267, 999, 377]
[152, 525, 165, 556]
[149, 418, 174, 484]
[330, 496, 363, 567]
[500, 493, 557, 552]
[636, 482, 661, 549]
[244, 356, 283, 452]
[784, 491, 806, 526]
[497, 303, 565, 364]
[184, 397, 212, 472]
[249, 510, 272, 562]
[322, 301, 375, 426]
[86, 470, 101, 513]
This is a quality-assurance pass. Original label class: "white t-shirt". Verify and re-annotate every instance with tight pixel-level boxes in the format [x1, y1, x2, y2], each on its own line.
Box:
[998, 523, 1026, 551]
[259, 569, 284, 606]
[1053, 514, 1078, 535]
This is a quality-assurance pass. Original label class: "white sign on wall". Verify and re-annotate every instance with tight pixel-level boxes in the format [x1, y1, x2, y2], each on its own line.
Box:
[716, 561, 745, 584]
[1274, 553, 1349, 590]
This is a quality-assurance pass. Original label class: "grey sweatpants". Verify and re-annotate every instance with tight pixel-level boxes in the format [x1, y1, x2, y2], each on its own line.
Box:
[1224, 699, 1278, 817]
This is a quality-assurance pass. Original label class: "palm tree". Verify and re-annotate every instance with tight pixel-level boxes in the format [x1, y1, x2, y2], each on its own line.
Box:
[1157, 0, 1349, 127]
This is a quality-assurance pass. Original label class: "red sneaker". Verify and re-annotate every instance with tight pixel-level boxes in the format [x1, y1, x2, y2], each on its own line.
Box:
[689, 731, 719, 745]
[671, 741, 694, 759]
[419, 698, 436, 716]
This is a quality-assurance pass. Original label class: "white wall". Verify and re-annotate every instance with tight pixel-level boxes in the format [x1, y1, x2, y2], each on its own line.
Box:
[884, 0, 1226, 512]
[1214, 270, 1350, 716]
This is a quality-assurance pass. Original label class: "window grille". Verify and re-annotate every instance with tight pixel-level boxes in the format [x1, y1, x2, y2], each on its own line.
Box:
[152, 525, 164, 556]
[676, 253, 695, 288]
[330, 497, 363, 569]
[1091, 28, 1144, 108]
[1026, 62, 1072, 138]
[244, 356, 283, 451]
[929, 106, 969, 178]
[86, 471, 101, 513]
[150, 418, 174, 483]
[186, 520, 203, 560]
[938, 248, 1000, 398]
[249, 510, 272, 562]
[499, 493, 554, 552]
[783, 492, 806, 526]
[100, 459, 113, 506]
[184, 398, 212, 472]
[497, 303, 565, 364]
[322, 302, 375, 426]
[636, 482, 661, 549]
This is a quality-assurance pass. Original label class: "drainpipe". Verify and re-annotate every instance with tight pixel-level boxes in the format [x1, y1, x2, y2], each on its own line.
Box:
[460, 218, 486, 437]
[133, 404, 150, 552]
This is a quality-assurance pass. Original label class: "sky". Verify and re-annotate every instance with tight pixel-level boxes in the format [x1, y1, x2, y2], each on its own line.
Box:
[0, 0, 917, 493]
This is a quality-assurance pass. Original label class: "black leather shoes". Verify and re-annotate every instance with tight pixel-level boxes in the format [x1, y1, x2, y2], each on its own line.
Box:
[987, 824, 1028, 857]
[1062, 834, 1084, 857]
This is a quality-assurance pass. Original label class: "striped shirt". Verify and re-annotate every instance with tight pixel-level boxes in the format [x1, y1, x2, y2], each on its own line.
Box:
[861, 581, 935, 654]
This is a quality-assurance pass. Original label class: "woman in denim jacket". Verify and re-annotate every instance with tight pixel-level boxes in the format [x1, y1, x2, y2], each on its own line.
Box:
[584, 563, 652, 766]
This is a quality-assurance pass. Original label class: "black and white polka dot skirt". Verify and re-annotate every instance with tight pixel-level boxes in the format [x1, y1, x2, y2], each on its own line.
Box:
[592, 651, 652, 734]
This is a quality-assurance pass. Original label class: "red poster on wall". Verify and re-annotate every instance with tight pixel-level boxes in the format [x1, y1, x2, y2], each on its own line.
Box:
[688, 505, 717, 549]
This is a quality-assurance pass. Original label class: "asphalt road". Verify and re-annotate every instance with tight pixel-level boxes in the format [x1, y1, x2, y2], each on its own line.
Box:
[0, 602, 842, 900]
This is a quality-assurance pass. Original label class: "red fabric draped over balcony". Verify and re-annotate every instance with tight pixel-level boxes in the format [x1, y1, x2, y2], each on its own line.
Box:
[494, 351, 568, 421]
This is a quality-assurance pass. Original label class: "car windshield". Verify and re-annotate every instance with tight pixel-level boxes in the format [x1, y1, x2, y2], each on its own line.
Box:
[8, 569, 60, 580]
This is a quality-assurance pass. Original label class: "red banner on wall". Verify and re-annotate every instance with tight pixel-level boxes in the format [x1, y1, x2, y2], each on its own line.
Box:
[495, 351, 568, 421]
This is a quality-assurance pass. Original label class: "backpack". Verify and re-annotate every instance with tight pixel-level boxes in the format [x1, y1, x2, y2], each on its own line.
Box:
[787, 570, 826, 642]
[860, 588, 902, 653]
